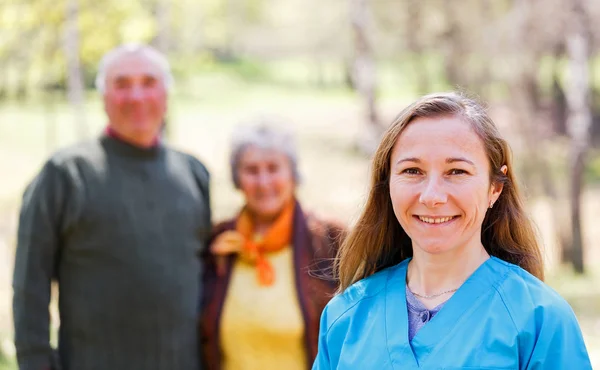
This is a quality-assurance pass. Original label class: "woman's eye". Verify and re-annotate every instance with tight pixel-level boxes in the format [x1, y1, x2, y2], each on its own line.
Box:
[402, 168, 421, 175]
[242, 166, 259, 175]
[449, 169, 467, 175]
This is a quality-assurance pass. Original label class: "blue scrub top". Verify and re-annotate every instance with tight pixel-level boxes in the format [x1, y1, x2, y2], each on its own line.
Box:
[313, 257, 592, 369]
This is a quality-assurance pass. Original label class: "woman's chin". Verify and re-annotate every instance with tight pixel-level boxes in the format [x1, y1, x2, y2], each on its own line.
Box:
[249, 204, 284, 221]
[413, 242, 455, 256]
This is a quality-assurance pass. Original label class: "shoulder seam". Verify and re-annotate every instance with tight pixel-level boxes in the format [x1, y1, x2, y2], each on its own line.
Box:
[492, 267, 520, 334]
[324, 293, 381, 337]
[324, 270, 389, 335]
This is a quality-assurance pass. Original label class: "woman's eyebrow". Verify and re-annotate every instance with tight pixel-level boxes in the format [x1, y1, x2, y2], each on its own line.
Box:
[446, 157, 475, 166]
[395, 157, 420, 165]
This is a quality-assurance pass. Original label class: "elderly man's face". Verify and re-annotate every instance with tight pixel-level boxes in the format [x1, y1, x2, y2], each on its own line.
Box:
[103, 52, 167, 147]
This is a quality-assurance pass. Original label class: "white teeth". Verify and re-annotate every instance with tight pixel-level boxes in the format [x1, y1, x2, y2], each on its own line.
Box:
[418, 216, 454, 224]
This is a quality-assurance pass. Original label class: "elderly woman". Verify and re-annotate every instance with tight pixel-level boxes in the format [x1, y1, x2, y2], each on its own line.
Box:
[312, 92, 592, 369]
[200, 123, 344, 370]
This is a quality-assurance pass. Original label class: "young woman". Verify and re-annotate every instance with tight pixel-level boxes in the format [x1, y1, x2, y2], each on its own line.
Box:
[312, 92, 592, 369]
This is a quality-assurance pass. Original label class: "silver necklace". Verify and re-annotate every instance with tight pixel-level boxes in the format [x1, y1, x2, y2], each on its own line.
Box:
[409, 288, 458, 299]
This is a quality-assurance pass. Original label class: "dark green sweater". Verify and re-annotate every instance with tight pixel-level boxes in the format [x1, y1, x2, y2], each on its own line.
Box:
[13, 135, 211, 370]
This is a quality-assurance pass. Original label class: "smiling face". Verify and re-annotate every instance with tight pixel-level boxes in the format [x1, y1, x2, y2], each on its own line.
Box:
[389, 115, 504, 257]
[103, 52, 167, 147]
[237, 145, 296, 223]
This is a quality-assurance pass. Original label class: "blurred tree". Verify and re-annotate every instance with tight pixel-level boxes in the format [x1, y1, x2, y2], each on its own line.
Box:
[178, 0, 205, 54]
[550, 44, 568, 136]
[42, 25, 62, 153]
[441, 0, 468, 90]
[404, 0, 429, 95]
[225, 0, 242, 58]
[350, 0, 381, 155]
[64, 0, 87, 139]
[153, 0, 172, 53]
[564, 0, 592, 274]
[497, 0, 580, 267]
[152, 0, 172, 140]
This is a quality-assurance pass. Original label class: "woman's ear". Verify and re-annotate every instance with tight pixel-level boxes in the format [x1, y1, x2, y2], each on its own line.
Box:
[490, 165, 508, 204]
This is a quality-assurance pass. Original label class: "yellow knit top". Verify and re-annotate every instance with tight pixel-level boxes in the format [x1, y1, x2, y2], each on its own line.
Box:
[220, 245, 307, 370]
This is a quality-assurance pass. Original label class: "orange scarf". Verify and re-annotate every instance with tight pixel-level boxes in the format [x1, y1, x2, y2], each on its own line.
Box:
[236, 200, 295, 286]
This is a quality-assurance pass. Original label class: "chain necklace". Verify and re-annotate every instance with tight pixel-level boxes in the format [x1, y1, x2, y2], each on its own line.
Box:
[409, 287, 458, 299]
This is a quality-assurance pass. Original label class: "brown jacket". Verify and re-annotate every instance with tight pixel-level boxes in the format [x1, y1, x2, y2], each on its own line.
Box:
[199, 201, 344, 370]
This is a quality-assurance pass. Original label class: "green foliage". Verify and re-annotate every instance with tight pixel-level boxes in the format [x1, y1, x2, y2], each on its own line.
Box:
[0, 0, 277, 97]
[591, 55, 600, 90]
[0, 0, 158, 95]
[215, 58, 270, 81]
[0, 363, 16, 370]
[0, 346, 16, 370]
[586, 151, 600, 184]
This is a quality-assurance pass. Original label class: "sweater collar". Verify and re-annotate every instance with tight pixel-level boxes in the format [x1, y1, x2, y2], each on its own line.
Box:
[101, 129, 164, 159]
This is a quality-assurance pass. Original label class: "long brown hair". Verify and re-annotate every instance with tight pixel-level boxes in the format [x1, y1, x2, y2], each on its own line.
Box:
[336, 92, 544, 292]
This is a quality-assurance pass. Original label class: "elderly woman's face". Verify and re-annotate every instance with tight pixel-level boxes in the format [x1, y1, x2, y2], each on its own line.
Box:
[237, 145, 295, 221]
[389, 116, 503, 258]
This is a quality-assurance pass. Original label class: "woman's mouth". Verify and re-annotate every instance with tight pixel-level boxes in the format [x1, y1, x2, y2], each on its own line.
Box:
[415, 215, 458, 225]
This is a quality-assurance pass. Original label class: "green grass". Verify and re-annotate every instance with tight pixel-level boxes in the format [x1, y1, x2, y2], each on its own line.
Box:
[547, 266, 600, 364]
[0, 361, 16, 370]
[587, 150, 600, 184]
[0, 343, 15, 370]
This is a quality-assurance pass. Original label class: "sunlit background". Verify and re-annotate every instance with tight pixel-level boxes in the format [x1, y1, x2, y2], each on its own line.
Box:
[1, 0, 600, 368]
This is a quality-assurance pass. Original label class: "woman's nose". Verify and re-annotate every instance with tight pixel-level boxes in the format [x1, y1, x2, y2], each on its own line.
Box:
[418, 176, 448, 207]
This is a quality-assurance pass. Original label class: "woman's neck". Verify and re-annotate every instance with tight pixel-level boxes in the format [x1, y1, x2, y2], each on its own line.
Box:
[407, 245, 490, 309]
[245, 199, 295, 236]
[248, 212, 278, 235]
[253, 220, 272, 235]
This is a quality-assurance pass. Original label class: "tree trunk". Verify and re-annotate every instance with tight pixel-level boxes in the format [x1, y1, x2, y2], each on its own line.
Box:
[506, 0, 571, 265]
[590, 56, 600, 143]
[64, 0, 86, 139]
[350, 0, 380, 154]
[153, 0, 172, 140]
[15, 61, 28, 101]
[441, 0, 466, 89]
[155, 0, 171, 53]
[182, 0, 203, 54]
[0, 62, 6, 100]
[45, 91, 58, 154]
[475, 0, 493, 98]
[224, 0, 242, 59]
[565, 0, 591, 274]
[405, 0, 428, 95]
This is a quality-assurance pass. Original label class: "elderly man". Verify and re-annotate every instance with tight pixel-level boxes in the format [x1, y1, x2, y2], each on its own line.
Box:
[13, 44, 211, 370]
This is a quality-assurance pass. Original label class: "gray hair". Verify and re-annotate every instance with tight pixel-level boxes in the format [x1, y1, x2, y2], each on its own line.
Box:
[230, 120, 301, 189]
[94, 43, 174, 94]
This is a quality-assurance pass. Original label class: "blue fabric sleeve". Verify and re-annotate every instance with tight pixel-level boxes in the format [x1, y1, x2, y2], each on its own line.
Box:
[524, 303, 592, 369]
[312, 306, 332, 370]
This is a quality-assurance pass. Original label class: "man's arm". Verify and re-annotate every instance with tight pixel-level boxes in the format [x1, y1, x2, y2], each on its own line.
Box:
[188, 156, 211, 247]
[13, 161, 66, 370]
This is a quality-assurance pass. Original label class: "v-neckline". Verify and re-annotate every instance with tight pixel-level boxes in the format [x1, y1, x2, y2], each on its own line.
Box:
[385, 257, 500, 368]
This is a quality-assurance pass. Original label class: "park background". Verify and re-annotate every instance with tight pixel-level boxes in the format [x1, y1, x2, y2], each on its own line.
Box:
[1, 0, 600, 368]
